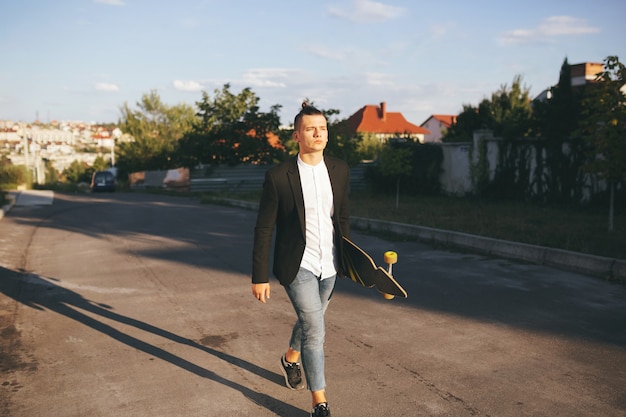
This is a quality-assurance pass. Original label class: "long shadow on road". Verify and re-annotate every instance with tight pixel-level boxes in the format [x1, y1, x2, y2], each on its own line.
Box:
[6, 192, 626, 350]
[0, 266, 306, 417]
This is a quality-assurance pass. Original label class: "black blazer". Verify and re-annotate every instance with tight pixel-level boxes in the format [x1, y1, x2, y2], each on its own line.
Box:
[252, 156, 350, 287]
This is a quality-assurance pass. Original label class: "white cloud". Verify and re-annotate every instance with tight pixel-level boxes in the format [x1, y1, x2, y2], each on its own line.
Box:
[94, 0, 126, 5]
[329, 0, 405, 23]
[94, 83, 119, 92]
[500, 16, 600, 44]
[173, 80, 204, 92]
[241, 69, 290, 88]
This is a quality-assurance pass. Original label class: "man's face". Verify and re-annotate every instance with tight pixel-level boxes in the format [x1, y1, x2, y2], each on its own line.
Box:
[293, 114, 328, 154]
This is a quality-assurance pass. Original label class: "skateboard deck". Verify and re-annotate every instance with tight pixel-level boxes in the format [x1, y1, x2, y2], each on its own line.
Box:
[341, 236, 407, 298]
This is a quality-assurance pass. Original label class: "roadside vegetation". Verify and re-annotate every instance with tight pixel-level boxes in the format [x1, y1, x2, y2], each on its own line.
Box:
[348, 192, 625, 260]
[203, 190, 624, 260]
[0, 163, 29, 207]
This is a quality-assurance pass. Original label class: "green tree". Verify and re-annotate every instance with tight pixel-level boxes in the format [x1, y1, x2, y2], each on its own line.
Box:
[92, 155, 109, 172]
[443, 76, 535, 199]
[532, 58, 588, 203]
[176, 84, 285, 167]
[378, 145, 413, 208]
[42, 159, 58, 185]
[443, 75, 533, 143]
[355, 133, 383, 162]
[63, 160, 91, 184]
[0, 159, 28, 188]
[442, 103, 484, 143]
[491, 75, 533, 139]
[366, 141, 443, 199]
[579, 55, 626, 232]
[116, 90, 196, 178]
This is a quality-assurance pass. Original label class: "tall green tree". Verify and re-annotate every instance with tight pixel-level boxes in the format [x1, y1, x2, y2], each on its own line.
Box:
[532, 58, 588, 203]
[440, 103, 484, 143]
[0, 159, 29, 188]
[378, 145, 413, 208]
[116, 90, 196, 178]
[366, 140, 442, 201]
[63, 160, 91, 183]
[42, 159, 58, 185]
[176, 84, 285, 167]
[92, 155, 109, 172]
[443, 75, 533, 143]
[535, 59, 578, 140]
[444, 76, 534, 198]
[355, 133, 384, 162]
[579, 55, 626, 232]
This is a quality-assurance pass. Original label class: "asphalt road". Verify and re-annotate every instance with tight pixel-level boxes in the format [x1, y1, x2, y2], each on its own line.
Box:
[0, 192, 625, 417]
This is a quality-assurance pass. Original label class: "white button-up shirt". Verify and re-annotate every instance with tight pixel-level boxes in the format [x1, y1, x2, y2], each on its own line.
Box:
[297, 155, 336, 279]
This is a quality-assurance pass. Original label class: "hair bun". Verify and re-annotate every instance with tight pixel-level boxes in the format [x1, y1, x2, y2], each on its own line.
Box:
[302, 101, 308, 109]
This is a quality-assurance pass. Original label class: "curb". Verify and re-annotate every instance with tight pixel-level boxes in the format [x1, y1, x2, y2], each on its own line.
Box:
[216, 198, 624, 281]
[351, 216, 625, 282]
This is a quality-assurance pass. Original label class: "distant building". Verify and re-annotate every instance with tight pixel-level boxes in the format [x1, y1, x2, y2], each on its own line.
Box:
[420, 114, 457, 143]
[570, 62, 604, 86]
[92, 132, 114, 148]
[534, 62, 604, 102]
[342, 101, 429, 143]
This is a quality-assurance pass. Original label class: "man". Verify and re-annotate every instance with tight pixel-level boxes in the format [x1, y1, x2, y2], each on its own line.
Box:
[251, 103, 350, 417]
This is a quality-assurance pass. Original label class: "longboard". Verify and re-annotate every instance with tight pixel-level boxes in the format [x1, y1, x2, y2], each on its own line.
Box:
[341, 236, 408, 299]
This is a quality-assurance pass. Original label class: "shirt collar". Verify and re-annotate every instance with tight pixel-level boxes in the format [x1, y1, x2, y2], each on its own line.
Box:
[297, 153, 325, 169]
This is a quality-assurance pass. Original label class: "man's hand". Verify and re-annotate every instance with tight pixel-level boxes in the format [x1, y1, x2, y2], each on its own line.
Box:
[252, 283, 271, 303]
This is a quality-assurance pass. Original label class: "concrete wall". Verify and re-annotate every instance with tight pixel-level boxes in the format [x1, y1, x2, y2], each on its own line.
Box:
[437, 131, 607, 198]
[439, 143, 471, 195]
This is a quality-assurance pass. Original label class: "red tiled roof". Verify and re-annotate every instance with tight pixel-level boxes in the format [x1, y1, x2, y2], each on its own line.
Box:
[431, 114, 457, 128]
[92, 133, 111, 139]
[345, 102, 430, 135]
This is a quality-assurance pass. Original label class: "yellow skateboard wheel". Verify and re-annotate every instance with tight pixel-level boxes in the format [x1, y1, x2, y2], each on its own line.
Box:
[384, 251, 397, 265]
[383, 251, 398, 300]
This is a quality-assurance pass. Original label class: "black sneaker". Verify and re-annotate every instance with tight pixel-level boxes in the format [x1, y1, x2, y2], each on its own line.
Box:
[311, 402, 331, 417]
[279, 355, 305, 390]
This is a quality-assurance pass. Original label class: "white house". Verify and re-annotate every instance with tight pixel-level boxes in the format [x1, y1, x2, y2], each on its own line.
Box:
[420, 114, 457, 143]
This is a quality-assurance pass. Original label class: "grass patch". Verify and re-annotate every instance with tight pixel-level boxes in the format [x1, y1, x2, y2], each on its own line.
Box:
[209, 189, 624, 260]
[349, 192, 625, 260]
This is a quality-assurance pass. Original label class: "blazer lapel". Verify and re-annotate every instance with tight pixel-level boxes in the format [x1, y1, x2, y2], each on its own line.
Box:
[287, 157, 306, 239]
[324, 156, 339, 215]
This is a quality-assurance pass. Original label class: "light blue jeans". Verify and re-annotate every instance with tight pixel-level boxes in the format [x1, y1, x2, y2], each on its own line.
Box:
[285, 267, 336, 392]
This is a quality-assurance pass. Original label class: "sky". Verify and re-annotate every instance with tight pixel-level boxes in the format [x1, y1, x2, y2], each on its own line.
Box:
[1, 0, 625, 127]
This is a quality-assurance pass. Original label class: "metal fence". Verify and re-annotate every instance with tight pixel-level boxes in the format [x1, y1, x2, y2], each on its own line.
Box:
[189, 163, 369, 193]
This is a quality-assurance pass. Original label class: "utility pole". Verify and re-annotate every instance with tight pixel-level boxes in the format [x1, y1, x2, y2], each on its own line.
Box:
[20, 122, 32, 188]
[21, 122, 29, 168]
